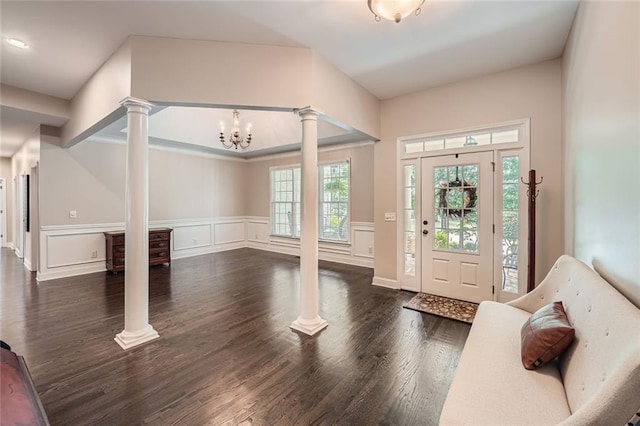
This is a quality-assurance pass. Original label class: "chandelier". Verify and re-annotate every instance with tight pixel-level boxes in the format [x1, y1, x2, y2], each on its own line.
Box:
[368, 0, 425, 23]
[219, 109, 252, 150]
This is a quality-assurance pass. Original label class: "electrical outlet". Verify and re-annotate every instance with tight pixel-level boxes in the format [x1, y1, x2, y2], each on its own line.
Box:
[192, 239, 198, 245]
[255, 233, 258, 239]
[90, 250, 98, 258]
[384, 212, 396, 222]
[368, 247, 373, 254]
[69, 210, 77, 219]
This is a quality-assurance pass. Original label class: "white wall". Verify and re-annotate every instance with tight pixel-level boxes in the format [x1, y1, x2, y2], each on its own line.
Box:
[563, 2, 640, 306]
[38, 139, 251, 281]
[61, 39, 132, 147]
[0, 157, 13, 246]
[376, 59, 564, 285]
[11, 129, 40, 269]
[310, 51, 380, 140]
[40, 140, 248, 226]
[130, 36, 312, 110]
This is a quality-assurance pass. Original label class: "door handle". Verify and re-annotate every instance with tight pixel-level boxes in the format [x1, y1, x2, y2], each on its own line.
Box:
[423, 220, 428, 225]
[422, 229, 429, 235]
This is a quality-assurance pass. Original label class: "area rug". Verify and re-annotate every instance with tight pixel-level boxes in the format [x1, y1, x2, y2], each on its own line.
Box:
[403, 293, 479, 324]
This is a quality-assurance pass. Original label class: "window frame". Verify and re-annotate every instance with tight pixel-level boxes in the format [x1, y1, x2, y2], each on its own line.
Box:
[318, 160, 351, 243]
[270, 165, 301, 238]
[269, 160, 351, 244]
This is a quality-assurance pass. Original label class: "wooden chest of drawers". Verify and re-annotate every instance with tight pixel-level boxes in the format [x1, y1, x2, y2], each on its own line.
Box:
[104, 228, 172, 273]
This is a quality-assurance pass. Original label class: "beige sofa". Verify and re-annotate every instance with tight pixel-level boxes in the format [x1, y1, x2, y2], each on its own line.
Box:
[440, 255, 640, 425]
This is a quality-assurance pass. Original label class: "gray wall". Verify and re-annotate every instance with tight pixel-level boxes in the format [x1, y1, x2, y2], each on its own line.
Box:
[563, 2, 640, 306]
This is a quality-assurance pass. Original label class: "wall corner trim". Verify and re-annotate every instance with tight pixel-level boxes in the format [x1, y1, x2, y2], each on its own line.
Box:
[372, 276, 399, 290]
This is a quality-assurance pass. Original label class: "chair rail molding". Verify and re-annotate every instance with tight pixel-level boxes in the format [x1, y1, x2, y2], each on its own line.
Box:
[37, 217, 374, 281]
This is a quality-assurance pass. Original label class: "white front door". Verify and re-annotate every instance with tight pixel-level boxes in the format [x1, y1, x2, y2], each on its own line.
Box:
[421, 152, 494, 303]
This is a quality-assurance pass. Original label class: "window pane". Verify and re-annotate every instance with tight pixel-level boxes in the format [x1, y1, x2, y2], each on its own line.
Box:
[445, 136, 466, 149]
[404, 232, 415, 254]
[405, 142, 424, 153]
[435, 229, 448, 250]
[502, 156, 520, 293]
[271, 167, 299, 237]
[492, 129, 519, 144]
[434, 164, 479, 254]
[404, 166, 415, 187]
[319, 161, 349, 241]
[404, 254, 415, 275]
[403, 164, 417, 276]
[424, 139, 445, 151]
[502, 156, 519, 183]
[404, 210, 415, 232]
[464, 133, 491, 146]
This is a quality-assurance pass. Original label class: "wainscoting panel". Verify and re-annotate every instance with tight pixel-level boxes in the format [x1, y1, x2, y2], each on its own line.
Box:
[214, 222, 245, 245]
[38, 223, 123, 281]
[352, 222, 375, 259]
[38, 217, 374, 281]
[247, 217, 374, 268]
[173, 224, 212, 251]
[247, 218, 270, 245]
[47, 233, 106, 268]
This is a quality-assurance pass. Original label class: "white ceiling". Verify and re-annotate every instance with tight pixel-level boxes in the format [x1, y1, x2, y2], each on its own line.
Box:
[0, 105, 67, 157]
[0, 1, 579, 157]
[94, 106, 364, 158]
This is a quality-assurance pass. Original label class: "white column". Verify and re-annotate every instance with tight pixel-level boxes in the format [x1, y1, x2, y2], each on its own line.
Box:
[290, 107, 328, 336]
[114, 97, 159, 350]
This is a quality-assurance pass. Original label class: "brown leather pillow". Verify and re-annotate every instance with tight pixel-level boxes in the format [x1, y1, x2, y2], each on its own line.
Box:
[521, 301, 575, 370]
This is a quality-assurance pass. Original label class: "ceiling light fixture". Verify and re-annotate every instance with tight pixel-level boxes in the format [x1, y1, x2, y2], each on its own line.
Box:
[368, 0, 425, 23]
[7, 38, 28, 49]
[220, 109, 252, 150]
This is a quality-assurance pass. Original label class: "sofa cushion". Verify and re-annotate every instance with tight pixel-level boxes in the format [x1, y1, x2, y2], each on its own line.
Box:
[521, 301, 575, 370]
[440, 301, 571, 426]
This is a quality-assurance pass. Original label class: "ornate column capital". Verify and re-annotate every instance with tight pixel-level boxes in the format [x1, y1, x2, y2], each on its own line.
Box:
[294, 106, 322, 119]
[120, 97, 155, 113]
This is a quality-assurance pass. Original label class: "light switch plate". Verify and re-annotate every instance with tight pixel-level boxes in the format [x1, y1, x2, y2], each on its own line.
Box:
[384, 212, 396, 222]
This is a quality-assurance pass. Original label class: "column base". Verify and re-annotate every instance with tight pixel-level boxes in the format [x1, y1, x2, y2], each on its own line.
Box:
[114, 325, 159, 350]
[290, 316, 328, 336]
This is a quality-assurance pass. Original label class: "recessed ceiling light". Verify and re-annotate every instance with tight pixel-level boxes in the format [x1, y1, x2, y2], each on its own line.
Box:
[7, 38, 28, 49]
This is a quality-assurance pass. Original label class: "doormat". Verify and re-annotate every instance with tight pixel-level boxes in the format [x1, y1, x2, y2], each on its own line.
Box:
[403, 293, 479, 324]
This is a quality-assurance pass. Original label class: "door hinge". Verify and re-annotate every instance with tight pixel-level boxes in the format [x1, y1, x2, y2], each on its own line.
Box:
[491, 161, 496, 172]
[492, 224, 495, 233]
[492, 285, 495, 295]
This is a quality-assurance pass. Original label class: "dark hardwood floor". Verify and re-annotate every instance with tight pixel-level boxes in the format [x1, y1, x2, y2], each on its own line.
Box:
[0, 247, 470, 425]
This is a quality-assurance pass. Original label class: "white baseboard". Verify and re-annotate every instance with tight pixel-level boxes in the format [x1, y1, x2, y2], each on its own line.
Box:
[3, 242, 14, 249]
[23, 258, 32, 272]
[372, 276, 399, 290]
[171, 241, 246, 260]
[37, 261, 106, 282]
